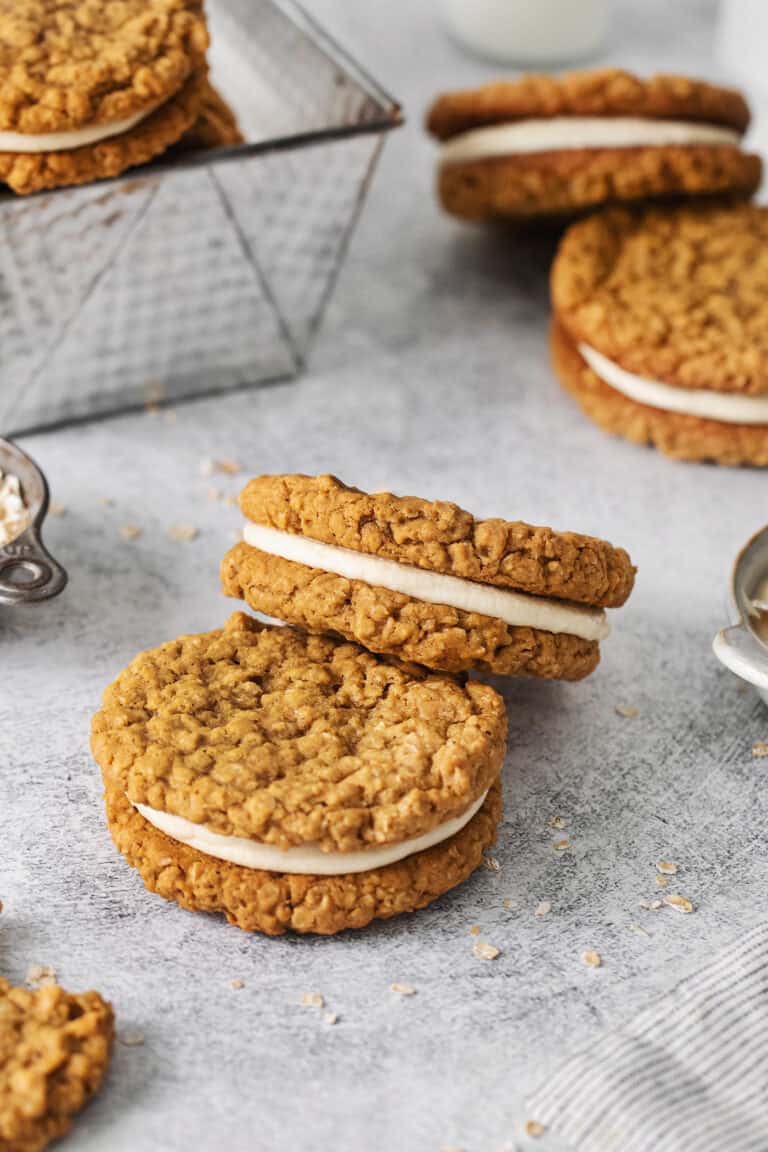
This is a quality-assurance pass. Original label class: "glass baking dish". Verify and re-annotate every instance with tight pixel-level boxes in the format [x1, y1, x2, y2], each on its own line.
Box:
[0, 0, 401, 436]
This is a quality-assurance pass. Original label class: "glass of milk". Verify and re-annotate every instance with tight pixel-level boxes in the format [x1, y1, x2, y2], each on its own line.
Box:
[441, 0, 609, 65]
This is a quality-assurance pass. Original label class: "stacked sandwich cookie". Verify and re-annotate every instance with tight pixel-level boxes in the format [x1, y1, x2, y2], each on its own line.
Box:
[0, 0, 241, 196]
[222, 474, 635, 681]
[550, 203, 768, 466]
[92, 614, 506, 936]
[427, 68, 761, 223]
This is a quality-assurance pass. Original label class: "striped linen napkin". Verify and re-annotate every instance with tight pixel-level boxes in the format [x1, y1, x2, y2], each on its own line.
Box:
[526, 921, 768, 1152]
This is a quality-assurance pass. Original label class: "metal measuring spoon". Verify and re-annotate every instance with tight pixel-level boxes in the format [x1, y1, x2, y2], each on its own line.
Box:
[0, 438, 67, 606]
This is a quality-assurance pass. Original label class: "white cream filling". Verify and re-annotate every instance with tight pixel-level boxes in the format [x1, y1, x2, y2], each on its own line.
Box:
[134, 790, 488, 875]
[439, 116, 742, 166]
[580, 343, 768, 426]
[0, 107, 153, 154]
[242, 522, 609, 642]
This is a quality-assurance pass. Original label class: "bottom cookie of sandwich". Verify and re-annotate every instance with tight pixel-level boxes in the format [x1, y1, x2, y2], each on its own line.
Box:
[104, 778, 502, 937]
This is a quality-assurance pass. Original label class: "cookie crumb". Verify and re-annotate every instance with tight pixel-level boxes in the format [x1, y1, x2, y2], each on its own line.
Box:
[301, 992, 324, 1008]
[48, 500, 66, 517]
[119, 523, 142, 540]
[483, 855, 501, 872]
[581, 950, 602, 968]
[472, 940, 500, 961]
[534, 901, 551, 917]
[25, 964, 56, 986]
[663, 894, 694, 914]
[469, 924, 481, 936]
[391, 983, 416, 996]
[548, 815, 567, 829]
[118, 1030, 145, 1047]
[525, 1120, 546, 1138]
[656, 860, 678, 875]
[553, 839, 570, 852]
[752, 742, 768, 758]
[655, 873, 669, 888]
[615, 704, 639, 718]
[214, 458, 242, 475]
[323, 1012, 338, 1025]
[230, 979, 244, 990]
[168, 523, 199, 542]
[503, 898, 517, 911]
[223, 493, 239, 508]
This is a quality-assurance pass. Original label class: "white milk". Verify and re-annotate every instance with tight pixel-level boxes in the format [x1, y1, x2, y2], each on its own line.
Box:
[441, 0, 609, 65]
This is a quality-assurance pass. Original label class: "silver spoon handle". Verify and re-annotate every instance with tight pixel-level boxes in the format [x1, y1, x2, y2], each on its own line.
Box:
[0, 523, 67, 605]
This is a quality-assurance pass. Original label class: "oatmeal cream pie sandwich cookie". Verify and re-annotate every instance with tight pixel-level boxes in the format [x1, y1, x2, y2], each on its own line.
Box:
[551, 202, 768, 466]
[92, 614, 506, 937]
[0, 0, 209, 194]
[0, 977, 114, 1152]
[222, 474, 635, 681]
[427, 69, 761, 223]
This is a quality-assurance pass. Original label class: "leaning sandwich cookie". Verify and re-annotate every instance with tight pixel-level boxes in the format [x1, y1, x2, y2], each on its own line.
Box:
[426, 68, 761, 223]
[550, 203, 768, 466]
[92, 614, 507, 936]
[0, 0, 209, 194]
[221, 474, 635, 681]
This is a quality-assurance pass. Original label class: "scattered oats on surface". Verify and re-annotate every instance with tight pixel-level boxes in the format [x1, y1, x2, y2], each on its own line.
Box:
[483, 855, 501, 872]
[214, 458, 241, 475]
[323, 1012, 338, 1025]
[503, 898, 517, 911]
[525, 1119, 546, 1138]
[168, 523, 199, 542]
[118, 1030, 145, 1047]
[472, 940, 500, 961]
[752, 742, 768, 758]
[199, 458, 214, 478]
[655, 873, 669, 888]
[629, 922, 650, 937]
[534, 901, 551, 917]
[615, 704, 640, 718]
[391, 983, 416, 996]
[582, 950, 602, 968]
[301, 992, 324, 1008]
[657, 861, 678, 875]
[639, 898, 663, 911]
[469, 924, 481, 936]
[119, 523, 142, 540]
[48, 500, 66, 517]
[548, 815, 567, 829]
[553, 839, 570, 852]
[230, 979, 244, 990]
[25, 964, 56, 986]
[664, 894, 694, 914]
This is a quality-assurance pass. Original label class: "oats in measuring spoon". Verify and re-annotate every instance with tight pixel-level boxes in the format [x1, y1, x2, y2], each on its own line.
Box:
[0, 469, 30, 547]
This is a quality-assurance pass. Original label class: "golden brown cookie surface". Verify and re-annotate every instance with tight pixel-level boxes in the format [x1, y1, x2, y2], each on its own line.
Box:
[438, 146, 760, 223]
[551, 318, 768, 467]
[0, 67, 205, 194]
[427, 69, 751, 139]
[0, 978, 113, 1152]
[0, 0, 208, 133]
[239, 474, 634, 608]
[222, 542, 600, 681]
[91, 612, 507, 851]
[178, 81, 243, 150]
[552, 203, 768, 396]
[104, 776, 503, 936]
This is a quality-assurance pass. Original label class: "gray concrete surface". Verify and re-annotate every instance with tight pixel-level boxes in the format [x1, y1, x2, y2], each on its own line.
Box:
[2, 1, 767, 1149]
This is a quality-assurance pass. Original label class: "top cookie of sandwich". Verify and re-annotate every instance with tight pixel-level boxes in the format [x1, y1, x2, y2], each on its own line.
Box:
[552, 202, 768, 396]
[427, 68, 750, 140]
[0, 0, 208, 133]
[91, 613, 507, 852]
[238, 473, 635, 608]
